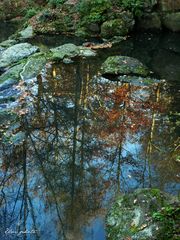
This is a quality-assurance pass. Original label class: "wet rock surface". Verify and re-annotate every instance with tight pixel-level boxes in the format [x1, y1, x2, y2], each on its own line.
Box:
[51, 43, 96, 61]
[0, 43, 39, 70]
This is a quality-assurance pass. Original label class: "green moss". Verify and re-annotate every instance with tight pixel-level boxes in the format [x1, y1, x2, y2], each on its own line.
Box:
[152, 205, 180, 239]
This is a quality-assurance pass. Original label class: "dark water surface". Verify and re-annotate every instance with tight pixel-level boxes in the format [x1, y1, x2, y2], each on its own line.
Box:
[0, 30, 179, 239]
[0, 22, 19, 42]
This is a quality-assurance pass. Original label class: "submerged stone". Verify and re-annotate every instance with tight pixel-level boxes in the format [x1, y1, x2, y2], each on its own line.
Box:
[106, 188, 179, 240]
[0, 43, 39, 69]
[101, 56, 149, 77]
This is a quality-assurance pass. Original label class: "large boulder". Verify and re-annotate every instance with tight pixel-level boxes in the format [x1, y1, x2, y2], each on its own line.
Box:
[137, 13, 162, 31]
[162, 12, 180, 32]
[20, 54, 46, 80]
[51, 43, 96, 61]
[0, 63, 25, 84]
[18, 26, 34, 40]
[101, 12, 135, 39]
[101, 56, 149, 77]
[0, 43, 39, 70]
[106, 188, 179, 240]
[158, 0, 180, 11]
[51, 43, 80, 60]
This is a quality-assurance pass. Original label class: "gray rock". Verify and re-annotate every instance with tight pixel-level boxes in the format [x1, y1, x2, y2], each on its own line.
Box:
[0, 43, 39, 69]
[0, 39, 18, 48]
[20, 54, 46, 80]
[51, 43, 96, 61]
[51, 43, 80, 60]
[19, 26, 34, 40]
[79, 47, 96, 57]
[0, 63, 25, 84]
[101, 56, 149, 77]
[162, 12, 180, 32]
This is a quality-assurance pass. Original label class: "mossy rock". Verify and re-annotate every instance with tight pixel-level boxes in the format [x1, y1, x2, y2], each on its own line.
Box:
[101, 56, 149, 77]
[50, 43, 96, 61]
[20, 54, 47, 80]
[162, 12, 180, 32]
[106, 188, 179, 240]
[137, 12, 162, 31]
[51, 43, 80, 60]
[0, 39, 18, 48]
[0, 43, 39, 70]
[101, 12, 135, 39]
[0, 63, 25, 84]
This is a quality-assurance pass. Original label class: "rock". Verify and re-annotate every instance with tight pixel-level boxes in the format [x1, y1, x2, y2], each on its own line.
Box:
[87, 23, 100, 33]
[0, 63, 25, 84]
[51, 43, 96, 61]
[79, 47, 96, 57]
[101, 12, 135, 39]
[137, 13, 161, 31]
[20, 54, 46, 80]
[0, 43, 39, 70]
[51, 43, 80, 60]
[0, 39, 18, 48]
[158, 0, 180, 11]
[62, 58, 74, 64]
[162, 12, 180, 32]
[106, 188, 179, 240]
[19, 26, 34, 40]
[101, 56, 149, 77]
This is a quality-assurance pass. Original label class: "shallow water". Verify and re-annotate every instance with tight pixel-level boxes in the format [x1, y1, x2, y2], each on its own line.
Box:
[0, 30, 180, 240]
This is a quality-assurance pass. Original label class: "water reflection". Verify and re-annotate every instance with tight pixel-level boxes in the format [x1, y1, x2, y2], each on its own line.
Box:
[0, 22, 19, 43]
[0, 57, 179, 239]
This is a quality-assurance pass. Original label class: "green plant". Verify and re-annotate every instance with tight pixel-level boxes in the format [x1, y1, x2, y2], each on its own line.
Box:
[25, 8, 38, 19]
[152, 205, 180, 239]
[119, 0, 144, 16]
[47, 0, 65, 8]
[77, 0, 112, 24]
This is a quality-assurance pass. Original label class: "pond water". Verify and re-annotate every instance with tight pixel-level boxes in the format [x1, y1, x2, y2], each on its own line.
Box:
[0, 29, 180, 240]
[0, 22, 19, 43]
